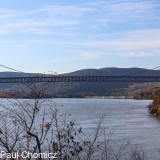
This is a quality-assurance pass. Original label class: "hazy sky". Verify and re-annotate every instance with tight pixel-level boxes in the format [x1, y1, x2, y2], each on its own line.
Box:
[0, 0, 160, 73]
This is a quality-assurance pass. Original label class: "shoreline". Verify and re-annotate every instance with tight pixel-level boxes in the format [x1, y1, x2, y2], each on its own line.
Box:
[0, 96, 152, 100]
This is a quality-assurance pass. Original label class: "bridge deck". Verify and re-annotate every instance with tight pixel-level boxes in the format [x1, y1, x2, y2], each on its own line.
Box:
[0, 76, 160, 83]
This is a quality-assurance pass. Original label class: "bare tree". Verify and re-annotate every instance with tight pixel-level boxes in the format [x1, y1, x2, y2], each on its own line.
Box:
[0, 83, 147, 160]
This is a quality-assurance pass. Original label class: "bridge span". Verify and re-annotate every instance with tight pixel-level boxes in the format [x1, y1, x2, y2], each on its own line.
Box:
[0, 76, 160, 83]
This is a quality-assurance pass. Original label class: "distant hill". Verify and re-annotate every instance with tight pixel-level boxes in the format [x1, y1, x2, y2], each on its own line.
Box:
[64, 67, 160, 76]
[0, 68, 160, 97]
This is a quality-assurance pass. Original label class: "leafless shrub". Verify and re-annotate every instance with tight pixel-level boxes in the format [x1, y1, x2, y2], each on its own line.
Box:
[127, 147, 147, 160]
[0, 83, 147, 160]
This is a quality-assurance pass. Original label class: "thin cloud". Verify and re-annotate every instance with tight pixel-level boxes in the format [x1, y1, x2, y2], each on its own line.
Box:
[123, 50, 160, 57]
[63, 29, 160, 51]
[0, 0, 160, 60]
[80, 52, 103, 60]
[0, 4, 93, 35]
[0, 0, 159, 35]
[83, 0, 158, 24]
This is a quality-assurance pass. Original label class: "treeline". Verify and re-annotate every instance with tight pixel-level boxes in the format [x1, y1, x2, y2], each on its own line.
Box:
[148, 94, 160, 117]
[0, 90, 97, 99]
[132, 86, 160, 117]
[132, 87, 160, 99]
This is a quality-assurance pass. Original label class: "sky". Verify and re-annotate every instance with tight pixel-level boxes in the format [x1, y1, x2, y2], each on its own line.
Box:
[0, 0, 160, 74]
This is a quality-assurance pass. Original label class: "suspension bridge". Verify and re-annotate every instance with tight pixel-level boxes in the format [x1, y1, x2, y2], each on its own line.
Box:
[0, 64, 160, 83]
[0, 75, 160, 83]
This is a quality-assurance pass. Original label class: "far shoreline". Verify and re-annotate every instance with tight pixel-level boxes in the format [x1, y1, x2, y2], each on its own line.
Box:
[0, 96, 153, 100]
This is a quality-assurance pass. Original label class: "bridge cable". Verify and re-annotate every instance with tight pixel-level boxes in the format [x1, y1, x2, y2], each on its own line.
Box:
[0, 64, 56, 78]
[0, 64, 24, 73]
[125, 66, 160, 76]
[1, 63, 160, 77]
[0, 64, 44, 77]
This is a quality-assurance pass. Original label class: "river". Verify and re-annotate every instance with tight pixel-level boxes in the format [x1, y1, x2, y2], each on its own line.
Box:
[53, 98, 159, 160]
[1, 98, 160, 159]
